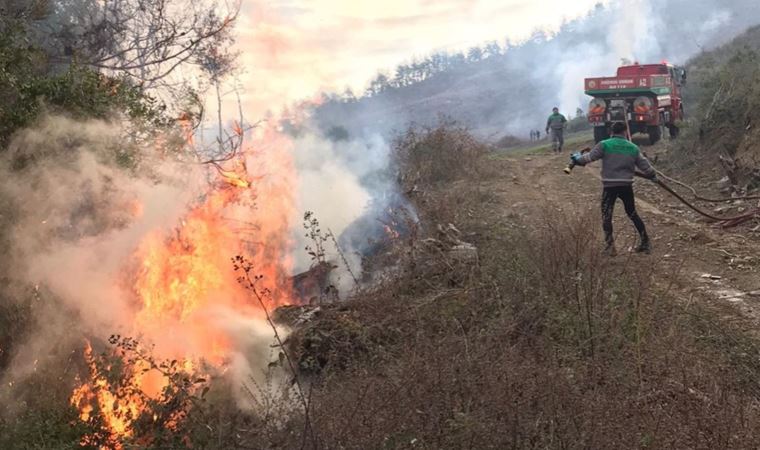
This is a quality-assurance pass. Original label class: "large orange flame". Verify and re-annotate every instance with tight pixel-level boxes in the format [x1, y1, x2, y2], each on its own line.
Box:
[71, 124, 298, 446]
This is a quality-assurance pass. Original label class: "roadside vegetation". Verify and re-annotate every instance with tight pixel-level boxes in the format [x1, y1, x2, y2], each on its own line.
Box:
[670, 25, 760, 190]
[10, 108, 760, 447]
[246, 121, 760, 448]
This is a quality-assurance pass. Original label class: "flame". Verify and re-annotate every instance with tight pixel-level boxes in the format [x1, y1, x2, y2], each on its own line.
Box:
[217, 159, 251, 189]
[70, 122, 299, 446]
[70, 343, 146, 449]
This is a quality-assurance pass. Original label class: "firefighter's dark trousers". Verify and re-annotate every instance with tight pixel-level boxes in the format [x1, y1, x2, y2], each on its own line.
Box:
[601, 185, 647, 245]
[550, 129, 564, 152]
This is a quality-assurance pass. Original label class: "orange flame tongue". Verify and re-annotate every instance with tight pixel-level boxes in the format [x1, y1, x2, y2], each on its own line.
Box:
[132, 184, 254, 363]
[219, 168, 250, 188]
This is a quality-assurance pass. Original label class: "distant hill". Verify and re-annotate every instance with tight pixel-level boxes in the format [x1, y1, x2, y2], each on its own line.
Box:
[313, 0, 760, 142]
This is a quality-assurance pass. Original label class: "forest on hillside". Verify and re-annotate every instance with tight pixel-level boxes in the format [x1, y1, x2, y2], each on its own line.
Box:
[313, 0, 760, 140]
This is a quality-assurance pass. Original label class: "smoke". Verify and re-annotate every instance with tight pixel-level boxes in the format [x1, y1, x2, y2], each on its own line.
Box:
[309, 0, 758, 139]
[286, 122, 398, 294]
[3, 117, 187, 323]
[556, 0, 664, 114]
[0, 117, 173, 383]
[0, 107, 398, 414]
[556, 42, 609, 118]
[612, 0, 662, 63]
[0, 106, 405, 416]
[552, 0, 746, 121]
[0, 114, 293, 398]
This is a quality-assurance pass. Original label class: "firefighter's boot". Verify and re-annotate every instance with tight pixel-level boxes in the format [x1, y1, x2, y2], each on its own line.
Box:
[603, 235, 617, 257]
[635, 234, 651, 254]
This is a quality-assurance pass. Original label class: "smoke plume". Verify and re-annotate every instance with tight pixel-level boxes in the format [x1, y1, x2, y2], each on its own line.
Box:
[311, 0, 759, 139]
[0, 114, 294, 398]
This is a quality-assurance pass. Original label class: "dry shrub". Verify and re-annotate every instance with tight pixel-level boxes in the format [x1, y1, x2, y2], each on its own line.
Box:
[393, 119, 488, 189]
[280, 206, 760, 449]
[675, 46, 760, 189]
[495, 134, 525, 149]
[392, 121, 496, 231]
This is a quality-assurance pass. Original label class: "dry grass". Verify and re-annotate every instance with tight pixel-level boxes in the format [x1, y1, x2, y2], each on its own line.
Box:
[263, 124, 760, 449]
[280, 208, 760, 449]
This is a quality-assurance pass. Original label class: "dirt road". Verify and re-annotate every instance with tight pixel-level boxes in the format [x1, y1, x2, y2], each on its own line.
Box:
[489, 138, 760, 333]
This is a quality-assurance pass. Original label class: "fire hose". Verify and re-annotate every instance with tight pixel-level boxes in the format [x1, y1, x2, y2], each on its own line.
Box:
[564, 151, 760, 229]
[643, 175, 759, 228]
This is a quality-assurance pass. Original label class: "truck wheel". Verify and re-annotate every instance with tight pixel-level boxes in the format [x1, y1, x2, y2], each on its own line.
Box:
[668, 125, 679, 139]
[647, 125, 662, 145]
[594, 126, 610, 143]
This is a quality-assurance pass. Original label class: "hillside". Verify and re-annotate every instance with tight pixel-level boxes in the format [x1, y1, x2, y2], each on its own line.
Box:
[242, 24, 760, 447]
[673, 25, 760, 190]
[314, 0, 760, 141]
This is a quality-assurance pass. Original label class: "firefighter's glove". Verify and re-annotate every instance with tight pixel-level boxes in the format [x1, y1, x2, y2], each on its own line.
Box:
[570, 152, 584, 165]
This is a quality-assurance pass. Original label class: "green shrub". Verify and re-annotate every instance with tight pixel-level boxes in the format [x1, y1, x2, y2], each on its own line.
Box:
[566, 114, 592, 133]
[0, 25, 169, 146]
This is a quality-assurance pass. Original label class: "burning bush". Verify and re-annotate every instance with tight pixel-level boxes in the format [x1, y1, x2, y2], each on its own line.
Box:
[0, 114, 299, 448]
[70, 336, 209, 449]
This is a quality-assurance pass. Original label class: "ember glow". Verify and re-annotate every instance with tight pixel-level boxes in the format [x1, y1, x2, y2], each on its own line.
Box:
[69, 125, 298, 444]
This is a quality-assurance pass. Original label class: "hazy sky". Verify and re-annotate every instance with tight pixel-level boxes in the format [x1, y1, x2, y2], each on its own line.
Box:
[229, 0, 607, 118]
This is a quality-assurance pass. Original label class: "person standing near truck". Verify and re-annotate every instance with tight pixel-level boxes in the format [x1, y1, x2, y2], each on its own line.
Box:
[546, 107, 567, 153]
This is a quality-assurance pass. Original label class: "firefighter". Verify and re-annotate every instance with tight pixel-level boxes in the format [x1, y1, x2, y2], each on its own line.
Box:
[546, 107, 567, 152]
[570, 121, 656, 255]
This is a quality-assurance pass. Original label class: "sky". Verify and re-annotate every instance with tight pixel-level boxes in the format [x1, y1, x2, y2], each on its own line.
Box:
[227, 0, 607, 119]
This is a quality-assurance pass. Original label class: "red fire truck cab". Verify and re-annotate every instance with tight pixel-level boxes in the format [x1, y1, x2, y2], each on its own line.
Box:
[585, 62, 686, 144]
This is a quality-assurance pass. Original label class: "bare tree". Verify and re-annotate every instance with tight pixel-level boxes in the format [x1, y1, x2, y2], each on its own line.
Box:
[35, 0, 240, 88]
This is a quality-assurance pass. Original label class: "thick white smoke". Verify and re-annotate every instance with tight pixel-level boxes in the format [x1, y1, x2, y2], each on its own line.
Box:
[0, 116, 184, 382]
[557, 0, 663, 114]
[289, 128, 392, 294]
[556, 0, 733, 115]
[612, 0, 662, 64]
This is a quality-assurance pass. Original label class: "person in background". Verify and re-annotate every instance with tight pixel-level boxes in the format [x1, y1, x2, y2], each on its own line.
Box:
[546, 107, 567, 152]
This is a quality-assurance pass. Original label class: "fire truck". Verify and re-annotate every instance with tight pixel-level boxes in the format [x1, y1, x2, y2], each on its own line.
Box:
[584, 62, 687, 144]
